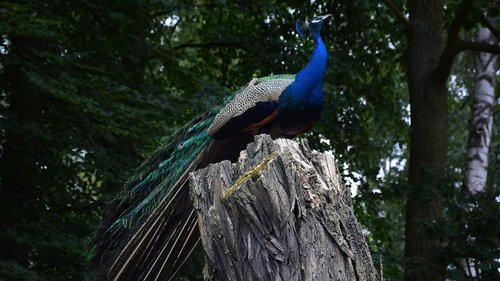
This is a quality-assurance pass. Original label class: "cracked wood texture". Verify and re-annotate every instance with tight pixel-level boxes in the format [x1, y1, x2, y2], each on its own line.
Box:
[189, 135, 377, 281]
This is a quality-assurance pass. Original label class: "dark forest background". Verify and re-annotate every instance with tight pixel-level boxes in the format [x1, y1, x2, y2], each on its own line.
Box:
[0, 0, 498, 280]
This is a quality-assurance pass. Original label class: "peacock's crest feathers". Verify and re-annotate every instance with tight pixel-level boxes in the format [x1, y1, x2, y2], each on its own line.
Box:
[296, 19, 309, 37]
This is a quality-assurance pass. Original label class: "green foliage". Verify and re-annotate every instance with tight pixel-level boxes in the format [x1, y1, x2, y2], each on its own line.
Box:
[1, 0, 498, 280]
[0, 1, 169, 280]
[441, 190, 500, 280]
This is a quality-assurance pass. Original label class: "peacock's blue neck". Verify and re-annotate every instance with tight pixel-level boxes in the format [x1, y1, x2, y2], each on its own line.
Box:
[279, 30, 327, 114]
[296, 31, 328, 85]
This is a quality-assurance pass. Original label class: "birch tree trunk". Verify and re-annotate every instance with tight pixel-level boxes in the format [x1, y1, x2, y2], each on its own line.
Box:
[460, 23, 498, 280]
[189, 135, 377, 281]
[464, 26, 497, 195]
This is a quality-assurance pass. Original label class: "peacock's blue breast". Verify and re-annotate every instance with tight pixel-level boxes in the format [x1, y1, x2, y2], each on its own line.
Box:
[278, 80, 323, 116]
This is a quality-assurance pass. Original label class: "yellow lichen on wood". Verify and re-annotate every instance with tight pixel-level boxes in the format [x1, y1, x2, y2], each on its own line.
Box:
[222, 151, 279, 201]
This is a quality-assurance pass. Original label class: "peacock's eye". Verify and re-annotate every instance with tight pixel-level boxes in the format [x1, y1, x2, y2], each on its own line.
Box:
[311, 17, 322, 24]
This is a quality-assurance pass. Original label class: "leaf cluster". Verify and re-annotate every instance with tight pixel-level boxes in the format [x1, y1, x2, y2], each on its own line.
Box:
[1, 0, 498, 280]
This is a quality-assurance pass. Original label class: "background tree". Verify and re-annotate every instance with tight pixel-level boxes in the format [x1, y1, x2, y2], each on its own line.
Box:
[379, 0, 499, 280]
[464, 24, 497, 195]
[0, 1, 169, 279]
[0, 0, 498, 280]
[458, 18, 498, 279]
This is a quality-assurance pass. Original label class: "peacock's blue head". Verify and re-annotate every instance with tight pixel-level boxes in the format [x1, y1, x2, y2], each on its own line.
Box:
[296, 14, 332, 37]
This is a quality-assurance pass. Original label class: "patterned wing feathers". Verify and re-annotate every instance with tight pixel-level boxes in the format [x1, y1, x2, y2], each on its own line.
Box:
[207, 77, 294, 136]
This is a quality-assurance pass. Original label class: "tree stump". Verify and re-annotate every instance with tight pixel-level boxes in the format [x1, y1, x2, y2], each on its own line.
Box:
[189, 135, 377, 281]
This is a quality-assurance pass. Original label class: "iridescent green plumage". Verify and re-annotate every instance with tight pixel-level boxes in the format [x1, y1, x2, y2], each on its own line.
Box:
[89, 75, 296, 281]
[106, 74, 295, 231]
[91, 13, 331, 281]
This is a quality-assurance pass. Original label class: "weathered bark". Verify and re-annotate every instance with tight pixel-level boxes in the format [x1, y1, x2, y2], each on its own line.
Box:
[189, 135, 377, 281]
[464, 26, 497, 195]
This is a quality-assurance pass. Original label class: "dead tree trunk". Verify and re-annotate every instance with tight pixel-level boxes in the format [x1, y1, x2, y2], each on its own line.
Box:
[189, 135, 377, 281]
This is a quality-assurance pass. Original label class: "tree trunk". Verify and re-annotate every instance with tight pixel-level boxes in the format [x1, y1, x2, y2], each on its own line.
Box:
[189, 135, 377, 281]
[464, 26, 497, 195]
[460, 23, 498, 280]
[405, 1, 447, 280]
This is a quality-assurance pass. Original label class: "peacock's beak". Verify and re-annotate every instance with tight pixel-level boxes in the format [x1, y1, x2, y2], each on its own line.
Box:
[321, 14, 333, 21]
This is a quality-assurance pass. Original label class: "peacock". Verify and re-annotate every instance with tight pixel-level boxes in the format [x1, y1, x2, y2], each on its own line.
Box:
[90, 14, 332, 281]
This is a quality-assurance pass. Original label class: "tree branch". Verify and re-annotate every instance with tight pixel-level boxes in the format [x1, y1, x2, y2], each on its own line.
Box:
[154, 40, 266, 62]
[379, 0, 409, 27]
[458, 40, 500, 54]
[152, 40, 280, 73]
[435, 0, 474, 83]
[168, 41, 251, 53]
[478, 13, 500, 40]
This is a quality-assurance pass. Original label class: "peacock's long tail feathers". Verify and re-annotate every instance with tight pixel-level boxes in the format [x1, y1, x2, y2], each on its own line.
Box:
[89, 75, 295, 281]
